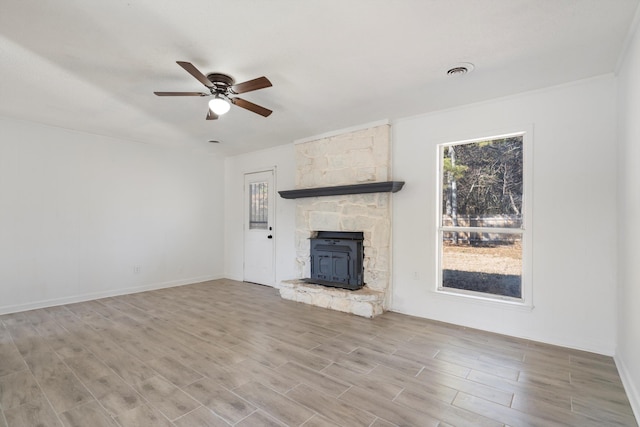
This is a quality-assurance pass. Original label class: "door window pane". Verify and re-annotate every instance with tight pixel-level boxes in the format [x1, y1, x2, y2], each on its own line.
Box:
[249, 181, 268, 229]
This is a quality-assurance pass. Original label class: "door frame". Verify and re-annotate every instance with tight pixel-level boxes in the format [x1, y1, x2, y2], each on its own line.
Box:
[243, 167, 277, 286]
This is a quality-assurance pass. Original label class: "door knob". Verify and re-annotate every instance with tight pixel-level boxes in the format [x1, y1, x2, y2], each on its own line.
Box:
[267, 235, 273, 239]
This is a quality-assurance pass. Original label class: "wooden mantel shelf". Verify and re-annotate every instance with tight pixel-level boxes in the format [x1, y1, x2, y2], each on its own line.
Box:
[278, 181, 405, 199]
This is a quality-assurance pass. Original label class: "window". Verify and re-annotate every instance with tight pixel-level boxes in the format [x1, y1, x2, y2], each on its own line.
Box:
[249, 181, 269, 230]
[438, 133, 527, 302]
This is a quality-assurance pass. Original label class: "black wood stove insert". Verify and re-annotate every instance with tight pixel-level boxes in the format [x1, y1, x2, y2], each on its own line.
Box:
[306, 231, 365, 290]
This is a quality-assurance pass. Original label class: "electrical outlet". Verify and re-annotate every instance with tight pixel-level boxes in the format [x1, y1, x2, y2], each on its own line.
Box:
[413, 271, 419, 280]
[133, 265, 141, 274]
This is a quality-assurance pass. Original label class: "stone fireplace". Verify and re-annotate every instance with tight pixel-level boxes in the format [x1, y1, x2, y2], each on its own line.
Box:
[278, 123, 400, 318]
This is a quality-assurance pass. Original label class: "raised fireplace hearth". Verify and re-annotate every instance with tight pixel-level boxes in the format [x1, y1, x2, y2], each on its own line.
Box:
[307, 231, 364, 290]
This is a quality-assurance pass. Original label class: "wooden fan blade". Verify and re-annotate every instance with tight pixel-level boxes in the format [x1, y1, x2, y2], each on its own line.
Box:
[154, 91, 207, 96]
[232, 97, 272, 117]
[176, 61, 214, 88]
[231, 76, 272, 94]
[206, 109, 219, 120]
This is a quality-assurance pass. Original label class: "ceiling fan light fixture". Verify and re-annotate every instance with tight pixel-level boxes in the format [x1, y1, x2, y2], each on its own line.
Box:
[208, 96, 231, 115]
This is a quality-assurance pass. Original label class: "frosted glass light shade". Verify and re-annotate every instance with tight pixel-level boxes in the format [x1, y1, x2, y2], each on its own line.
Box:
[209, 97, 231, 115]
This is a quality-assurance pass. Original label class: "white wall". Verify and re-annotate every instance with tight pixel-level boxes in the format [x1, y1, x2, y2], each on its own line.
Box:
[616, 15, 640, 418]
[392, 76, 618, 355]
[222, 78, 621, 357]
[0, 117, 225, 313]
[224, 143, 297, 284]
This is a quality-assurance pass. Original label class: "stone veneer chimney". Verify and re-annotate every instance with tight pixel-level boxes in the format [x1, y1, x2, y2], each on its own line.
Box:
[278, 124, 393, 317]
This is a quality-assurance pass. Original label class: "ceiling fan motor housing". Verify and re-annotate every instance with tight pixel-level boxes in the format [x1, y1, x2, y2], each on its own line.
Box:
[207, 73, 235, 93]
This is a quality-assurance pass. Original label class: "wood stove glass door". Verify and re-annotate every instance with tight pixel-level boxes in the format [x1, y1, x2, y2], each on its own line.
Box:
[243, 169, 275, 286]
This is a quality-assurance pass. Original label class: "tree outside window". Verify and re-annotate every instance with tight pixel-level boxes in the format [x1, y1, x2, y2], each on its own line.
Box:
[439, 135, 525, 300]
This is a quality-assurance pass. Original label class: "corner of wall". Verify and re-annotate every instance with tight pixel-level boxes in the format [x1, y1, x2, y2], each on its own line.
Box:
[615, 353, 640, 423]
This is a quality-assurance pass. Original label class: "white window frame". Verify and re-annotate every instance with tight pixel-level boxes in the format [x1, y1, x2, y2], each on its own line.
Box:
[435, 130, 533, 307]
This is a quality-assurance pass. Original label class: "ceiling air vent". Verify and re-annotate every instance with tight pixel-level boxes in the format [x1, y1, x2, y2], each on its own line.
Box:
[447, 62, 475, 76]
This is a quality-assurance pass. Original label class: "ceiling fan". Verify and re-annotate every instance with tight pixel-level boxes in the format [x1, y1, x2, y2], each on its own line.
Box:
[154, 61, 273, 120]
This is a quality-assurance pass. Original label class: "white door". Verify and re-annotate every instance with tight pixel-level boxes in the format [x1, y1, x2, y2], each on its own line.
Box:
[243, 170, 275, 286]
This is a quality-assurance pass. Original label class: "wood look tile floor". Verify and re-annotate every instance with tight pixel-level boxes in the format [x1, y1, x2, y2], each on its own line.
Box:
[0, 279, 636, 427]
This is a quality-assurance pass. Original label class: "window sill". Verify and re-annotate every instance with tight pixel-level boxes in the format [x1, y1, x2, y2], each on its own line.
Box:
[433, 287, 534, 312]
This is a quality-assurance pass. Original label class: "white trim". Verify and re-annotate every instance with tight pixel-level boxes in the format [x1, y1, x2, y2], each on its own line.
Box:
[435, 286, 529, 306]
[393, 74, 614, 127]
[615, 354, 640, 422]
[241, 166, 278, 176]
[0, 275, 224, 315]
[243, 168, 277, 287]
[432, 128, 531, 149]
[615, 2, 640, 75]
[294, 119, 390, 145]
[440, 226, 523, 234]
[242, 165, 277, 176]
[389, 305, 613, 355]
[426, 285, 534, 310]
[435, 128, 533, 306]
[387, 124, 395, 310]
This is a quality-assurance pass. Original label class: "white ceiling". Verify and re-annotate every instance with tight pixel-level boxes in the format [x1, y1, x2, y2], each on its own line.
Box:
[1, 0, 638, 156]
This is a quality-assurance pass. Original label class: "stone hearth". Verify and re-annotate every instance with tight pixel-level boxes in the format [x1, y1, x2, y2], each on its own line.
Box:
[278, 123, 394, 318]
[279, 280, 384, 317]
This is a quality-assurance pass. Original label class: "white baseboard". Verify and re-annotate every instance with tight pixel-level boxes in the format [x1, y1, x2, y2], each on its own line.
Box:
[388, 307, 615, 356]
[0, 274, 224, 315]
[615, 353, 640, 423]
[224, 271, 244, 282]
